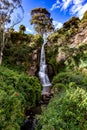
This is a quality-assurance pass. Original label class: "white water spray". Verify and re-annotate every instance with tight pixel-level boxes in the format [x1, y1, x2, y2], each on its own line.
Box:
[39, 39, 52, 95]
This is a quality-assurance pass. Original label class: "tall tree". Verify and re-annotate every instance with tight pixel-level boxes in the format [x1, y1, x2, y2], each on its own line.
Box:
[30, 8, 54, 38]
[0, 0, 24, 64]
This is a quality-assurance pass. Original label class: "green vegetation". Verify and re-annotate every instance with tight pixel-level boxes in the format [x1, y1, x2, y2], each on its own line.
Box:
[30, 8, 54, 37]
[0, 6, 87, 130]
[36, 87, 87, 130]
[3, 31, 43, 72]
[63, 16, 80, 30]
[36, 10, 87, 130]
[0, 0, 24, 65]
[36, 71, 87, 130]
[0, 66, 41, 129]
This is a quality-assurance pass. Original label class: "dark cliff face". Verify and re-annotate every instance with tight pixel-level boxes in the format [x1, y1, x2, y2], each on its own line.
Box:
[47, 64, 55, 81]
[25, 48, 40, 76]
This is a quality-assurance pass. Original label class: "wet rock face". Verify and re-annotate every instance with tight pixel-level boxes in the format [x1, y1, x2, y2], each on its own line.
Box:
[27, 49, 40, 76]
[32, 50, 38, 61]
[27, 64, 37, 76]
[26, 48, 55, 80]
[47, 64, 55, 80]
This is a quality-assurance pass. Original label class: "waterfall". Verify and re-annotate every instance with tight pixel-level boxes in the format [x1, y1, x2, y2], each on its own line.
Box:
[39, 41, 52, 95]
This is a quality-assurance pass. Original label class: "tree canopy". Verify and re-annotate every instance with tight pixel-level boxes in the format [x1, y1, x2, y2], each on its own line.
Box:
[63, 16, 80, 30]
[0, 0, 24, 64]
[30, 8, 54, 37]
[0, 0, 24, 28]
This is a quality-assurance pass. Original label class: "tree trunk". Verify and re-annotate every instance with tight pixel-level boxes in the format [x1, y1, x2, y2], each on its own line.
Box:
[0, 50, 3, 65]
[0, 27, 5, 65]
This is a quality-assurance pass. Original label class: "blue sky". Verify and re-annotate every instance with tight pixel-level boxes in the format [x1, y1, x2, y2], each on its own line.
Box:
[15, 0, 87, 34]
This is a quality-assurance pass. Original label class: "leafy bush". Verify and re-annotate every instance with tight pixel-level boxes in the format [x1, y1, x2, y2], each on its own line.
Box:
[52, 71, 87, 90]
[0, 83, 25, 130]
[10, 31, 34, 44]
[46, 44, 58, 74]
[3, 42, 33, 71]
[0, 66, 41, 129]
[53, 83, 66, 94]
[3, 32, 43, 73]
[0, 66, 41, 107]
[33, 34, 43, 47]
[36, 87, 87, 130]
[16, 74, 41, 108]
[63, 16, 80, 30]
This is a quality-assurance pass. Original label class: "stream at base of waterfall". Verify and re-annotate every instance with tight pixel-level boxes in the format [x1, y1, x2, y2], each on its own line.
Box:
[21, 40, 52, 130]
[38, 40, 52, 95]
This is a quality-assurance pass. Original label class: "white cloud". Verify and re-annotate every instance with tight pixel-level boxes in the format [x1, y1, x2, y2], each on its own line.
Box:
[73, 0, 83, 5]
[77, 3, 87, 19]
[70, 4, 82, 14]
[70, 0, 87, 19]
[51, 0, 61, 10]
[26, 27, 33, 33]
[50, 3, 58, 11]
[62, 0, 72, 10]
[53, 21, 63, 29]
[51, 0, 87, 18]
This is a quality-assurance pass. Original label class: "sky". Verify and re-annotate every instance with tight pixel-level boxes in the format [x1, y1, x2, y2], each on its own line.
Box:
[14, 0, 87, 34]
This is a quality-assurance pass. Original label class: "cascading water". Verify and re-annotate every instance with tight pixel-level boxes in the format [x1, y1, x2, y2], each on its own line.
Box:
[39, 40, 52, 95]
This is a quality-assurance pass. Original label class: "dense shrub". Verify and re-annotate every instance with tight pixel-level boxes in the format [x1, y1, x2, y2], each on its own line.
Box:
[33, 34, 43, 47]
[36, 87, 87, 130]
[46, 44, 58, 74]
[63, 16, 80, 30]
[0, 66, 41, 106]
[52, 71, 87, 90]
[3, 42, 32, 71]
[10, 31, 34, 44]
[0, 66, 41, 129]
[16, 74, 41, 108]
[0, 82, 25, 130]
[53, 83, 66, 94]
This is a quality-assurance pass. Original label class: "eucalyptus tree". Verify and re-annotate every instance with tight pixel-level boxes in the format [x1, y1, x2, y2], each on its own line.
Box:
[0, 0, 24, 64]
[30, 8, 54, 39]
